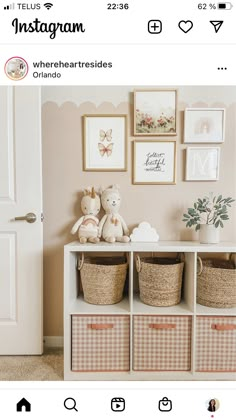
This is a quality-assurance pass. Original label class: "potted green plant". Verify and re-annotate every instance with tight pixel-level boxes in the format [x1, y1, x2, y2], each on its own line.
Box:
[182, 193, 235, 244]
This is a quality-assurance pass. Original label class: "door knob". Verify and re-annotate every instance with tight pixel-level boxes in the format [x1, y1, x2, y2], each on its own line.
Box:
[14, 212, 37, 223]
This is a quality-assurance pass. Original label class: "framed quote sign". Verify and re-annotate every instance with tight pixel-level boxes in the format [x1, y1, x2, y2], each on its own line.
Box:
[133, 140, 176, 184]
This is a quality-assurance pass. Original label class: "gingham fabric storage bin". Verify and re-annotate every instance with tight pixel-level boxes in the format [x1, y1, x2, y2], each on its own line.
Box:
[133, 315, 192, 371]
[196, 316, 236, 372]
[71, 315, 130, 372]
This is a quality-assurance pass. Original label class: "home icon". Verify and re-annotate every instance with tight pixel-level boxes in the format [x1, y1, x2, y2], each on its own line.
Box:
[16, 398, 31, 412]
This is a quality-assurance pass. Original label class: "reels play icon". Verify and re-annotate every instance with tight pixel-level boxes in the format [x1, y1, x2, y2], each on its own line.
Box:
[111, 397, 125, 412]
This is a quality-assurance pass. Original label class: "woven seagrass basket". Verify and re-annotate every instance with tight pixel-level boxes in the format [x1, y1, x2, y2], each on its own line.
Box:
[136, 255, 184, 307]
[78, 253, 128, 305]
[197, 255, 236, 308]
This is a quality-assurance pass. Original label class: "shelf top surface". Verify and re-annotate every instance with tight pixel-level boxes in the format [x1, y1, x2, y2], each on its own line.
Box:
[69, 297, 130, 315]
[65, 240, 236, 253]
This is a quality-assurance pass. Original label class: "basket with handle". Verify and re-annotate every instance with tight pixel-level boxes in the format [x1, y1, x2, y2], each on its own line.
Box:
[197, 254, 236, 308]
[135, 254, 184, 307]
[77, 253, 128, 305]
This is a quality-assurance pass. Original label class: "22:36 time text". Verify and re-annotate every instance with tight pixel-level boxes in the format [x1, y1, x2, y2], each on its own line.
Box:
[107, 3, 129, 10]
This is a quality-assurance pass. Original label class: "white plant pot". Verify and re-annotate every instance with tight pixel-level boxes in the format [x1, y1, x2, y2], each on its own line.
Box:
[199, 224, 220, 244]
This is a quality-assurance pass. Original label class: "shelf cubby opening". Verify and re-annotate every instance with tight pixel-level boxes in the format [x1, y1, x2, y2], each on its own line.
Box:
[133, 252, 194, 315]
[74, 251, 130, 312]
[196, 251, 236, 314]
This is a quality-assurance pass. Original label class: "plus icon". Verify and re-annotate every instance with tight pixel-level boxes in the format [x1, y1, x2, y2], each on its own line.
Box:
[148, 20, 162, 34]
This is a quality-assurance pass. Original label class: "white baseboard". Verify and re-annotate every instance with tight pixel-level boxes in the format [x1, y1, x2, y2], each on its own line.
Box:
[43, 336, 63, 348]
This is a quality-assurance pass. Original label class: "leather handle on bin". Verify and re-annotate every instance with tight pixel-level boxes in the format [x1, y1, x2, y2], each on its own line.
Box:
[87, 323, 114, 330]
[211, 324, 236, 331]
[148, 323, 176, 330]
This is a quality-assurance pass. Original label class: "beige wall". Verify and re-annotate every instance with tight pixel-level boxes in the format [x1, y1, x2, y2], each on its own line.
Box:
[42, 86, 236, 336]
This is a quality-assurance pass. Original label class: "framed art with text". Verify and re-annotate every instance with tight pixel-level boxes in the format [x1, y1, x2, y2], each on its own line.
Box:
[133, 140, 176, 184]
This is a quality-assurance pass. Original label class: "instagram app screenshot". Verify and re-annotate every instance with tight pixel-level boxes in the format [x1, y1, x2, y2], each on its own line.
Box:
[0, 0, 235, 419]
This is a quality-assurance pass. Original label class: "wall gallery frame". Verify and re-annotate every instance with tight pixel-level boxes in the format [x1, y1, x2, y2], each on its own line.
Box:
[133, 140, 176, 185]
[185, 147, 220, 181]
[134, 89, 177, 136]
[184, 108, 225, 143]
[83, 114, 127, 171]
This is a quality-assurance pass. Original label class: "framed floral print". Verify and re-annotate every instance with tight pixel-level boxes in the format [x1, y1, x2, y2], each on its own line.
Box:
[83, 114, 127, 171]
[134, 89, 177, 136]
[133, 140, 176, 184]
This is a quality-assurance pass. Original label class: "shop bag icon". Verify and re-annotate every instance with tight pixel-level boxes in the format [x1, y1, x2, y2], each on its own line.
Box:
[158, 397, 172, 412]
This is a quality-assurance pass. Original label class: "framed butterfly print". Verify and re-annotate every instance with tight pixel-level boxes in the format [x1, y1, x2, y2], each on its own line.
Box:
[83, 114, 127, 171]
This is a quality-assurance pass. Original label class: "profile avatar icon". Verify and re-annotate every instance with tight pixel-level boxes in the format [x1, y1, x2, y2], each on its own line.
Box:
[207, 398, 220, 412]
[4, 57, 28, 81]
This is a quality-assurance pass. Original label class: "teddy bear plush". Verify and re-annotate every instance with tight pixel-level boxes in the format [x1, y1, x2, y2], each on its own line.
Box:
[71, 187, 101, 244]
[98, 185, 130, 243]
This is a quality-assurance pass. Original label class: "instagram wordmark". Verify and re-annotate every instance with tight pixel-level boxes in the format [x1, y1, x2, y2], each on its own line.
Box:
[12, 18, 86, 39]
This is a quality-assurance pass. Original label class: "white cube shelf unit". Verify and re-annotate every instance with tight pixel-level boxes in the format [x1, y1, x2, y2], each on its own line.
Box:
[64, 241, 236, 380]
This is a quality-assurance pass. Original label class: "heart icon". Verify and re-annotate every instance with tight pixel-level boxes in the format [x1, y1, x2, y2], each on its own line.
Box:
[178, 20, 193, 33]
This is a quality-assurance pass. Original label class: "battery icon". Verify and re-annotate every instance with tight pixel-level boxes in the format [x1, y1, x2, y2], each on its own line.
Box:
[218, 2, 233, 9]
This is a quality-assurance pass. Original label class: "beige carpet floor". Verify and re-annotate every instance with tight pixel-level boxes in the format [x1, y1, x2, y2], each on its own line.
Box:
[0, 348, 63, 381]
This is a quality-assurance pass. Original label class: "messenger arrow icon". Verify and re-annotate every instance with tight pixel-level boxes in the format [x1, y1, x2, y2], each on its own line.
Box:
[210, 21, 224, 33]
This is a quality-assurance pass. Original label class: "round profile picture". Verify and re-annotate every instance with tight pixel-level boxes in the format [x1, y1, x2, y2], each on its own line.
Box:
[206, 398, 220, 412]
[4, 57, 28, 81]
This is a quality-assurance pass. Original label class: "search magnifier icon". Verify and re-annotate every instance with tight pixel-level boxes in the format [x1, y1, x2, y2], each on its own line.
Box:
[64, 397, 78, 412]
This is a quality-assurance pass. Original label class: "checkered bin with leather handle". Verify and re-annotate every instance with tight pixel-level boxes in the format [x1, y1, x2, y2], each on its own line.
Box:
[133, 315, 192, 371]
[196, 316, 236, 372]
[71, 315, 130, 372]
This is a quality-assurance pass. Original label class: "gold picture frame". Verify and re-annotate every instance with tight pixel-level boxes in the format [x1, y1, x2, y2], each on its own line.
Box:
[134, 89, 178, 136]
[133, 140, 177, 185]
[83, 114, 128, 172]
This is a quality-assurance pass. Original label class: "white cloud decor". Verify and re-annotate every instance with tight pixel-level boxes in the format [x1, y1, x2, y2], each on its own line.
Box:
[130, 222, 159, 242]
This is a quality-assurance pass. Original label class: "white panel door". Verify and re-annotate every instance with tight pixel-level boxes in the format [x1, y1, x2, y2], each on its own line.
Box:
[0, 87, 43, 355]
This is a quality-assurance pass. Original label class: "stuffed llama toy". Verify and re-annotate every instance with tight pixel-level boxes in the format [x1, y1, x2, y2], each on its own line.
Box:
[71, 187, 101, 244]
[99, 185, 130, 243]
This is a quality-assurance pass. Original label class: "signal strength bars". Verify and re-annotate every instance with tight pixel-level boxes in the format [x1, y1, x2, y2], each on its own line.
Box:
[4, 3, 14, 9]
